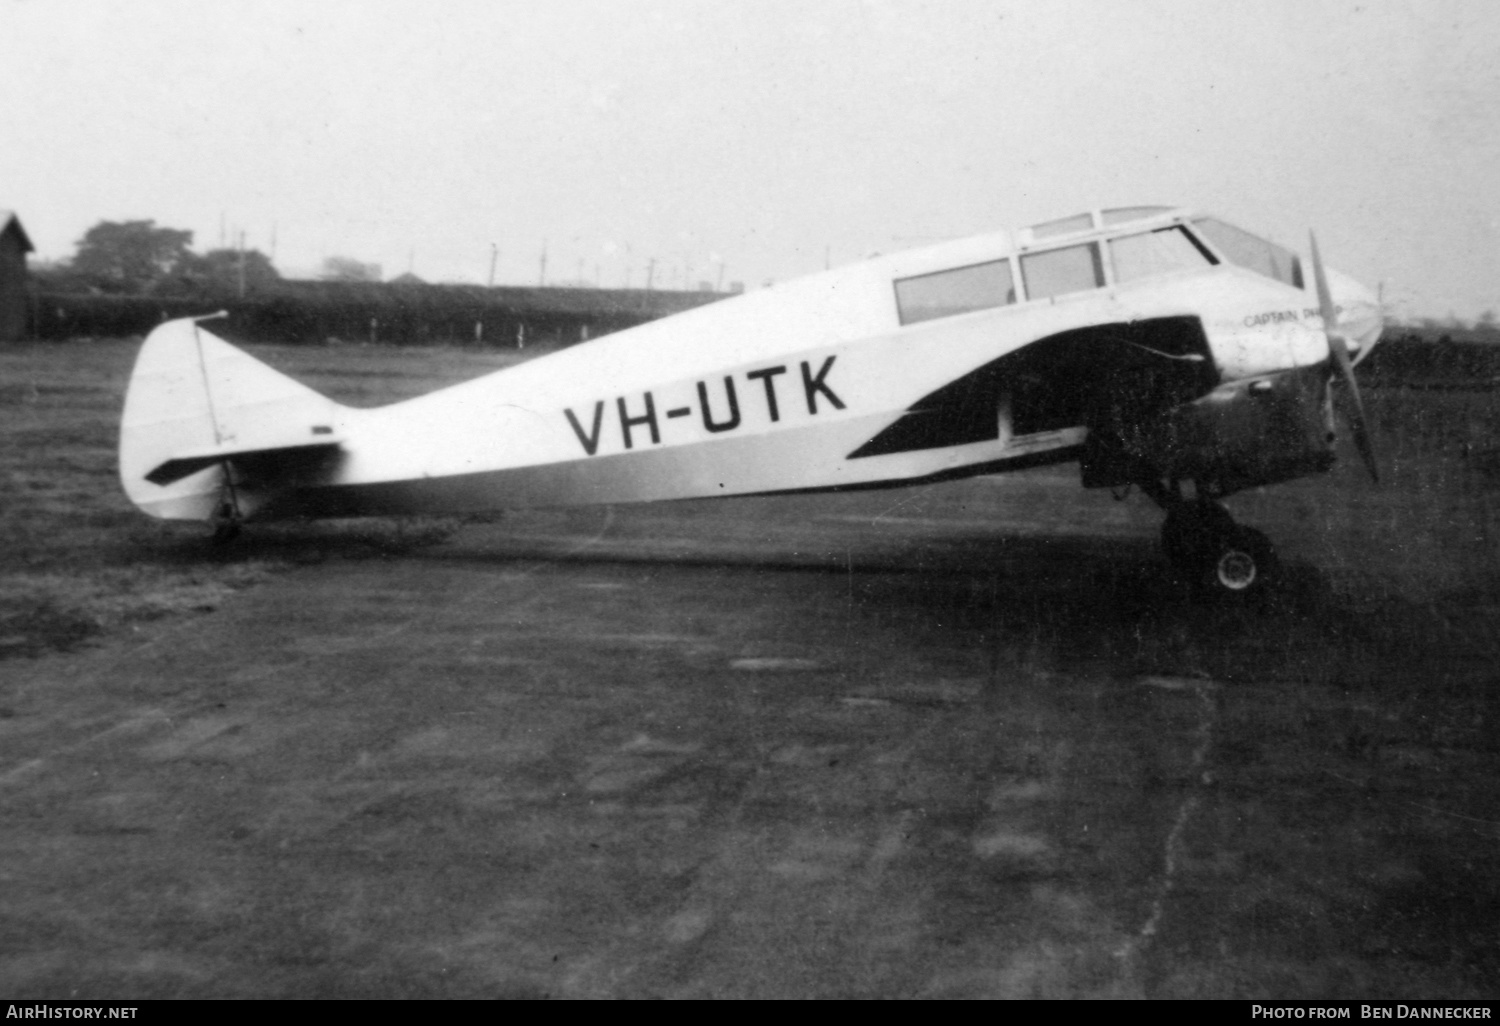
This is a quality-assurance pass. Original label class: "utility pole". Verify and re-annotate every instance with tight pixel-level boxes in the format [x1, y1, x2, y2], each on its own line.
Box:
[487, 243, 498, 288]
[236, 230, 246, 299]
[539, 240, 548, 286]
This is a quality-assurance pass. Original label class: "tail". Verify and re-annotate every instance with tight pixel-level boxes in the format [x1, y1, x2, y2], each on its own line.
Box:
[119, 316, 346, 521]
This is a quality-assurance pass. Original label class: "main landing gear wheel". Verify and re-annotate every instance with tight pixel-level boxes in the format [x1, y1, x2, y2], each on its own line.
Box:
[1204, 525, 1275, 598]
[1160, 501, 1278, 600]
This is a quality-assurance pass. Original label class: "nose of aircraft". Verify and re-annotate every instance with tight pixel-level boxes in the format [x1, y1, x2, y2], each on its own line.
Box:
[1323, 266, 1384, 364]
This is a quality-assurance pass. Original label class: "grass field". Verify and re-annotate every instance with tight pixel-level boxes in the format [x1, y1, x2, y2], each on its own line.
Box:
[0, 338, 535, 659]
[2, 336, 1496, 662]
[4, 335, 1500, 997]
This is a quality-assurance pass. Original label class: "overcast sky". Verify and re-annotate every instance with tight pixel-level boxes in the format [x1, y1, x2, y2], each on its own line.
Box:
[2, 0, 1496, 319]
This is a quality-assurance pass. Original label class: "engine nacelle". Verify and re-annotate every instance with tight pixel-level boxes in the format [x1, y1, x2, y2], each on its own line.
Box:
[1083, 362, 1336, 497]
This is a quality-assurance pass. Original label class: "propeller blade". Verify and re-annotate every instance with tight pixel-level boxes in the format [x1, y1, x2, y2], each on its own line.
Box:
[1334, 344, 1380, 483]
[1350, 281, 1387, 368]
[1310, 231, 1379, 483]
[1309, 231, 1338, 334]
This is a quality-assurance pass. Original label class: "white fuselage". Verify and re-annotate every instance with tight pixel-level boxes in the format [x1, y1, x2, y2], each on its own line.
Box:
[119, 208, 1379, 523]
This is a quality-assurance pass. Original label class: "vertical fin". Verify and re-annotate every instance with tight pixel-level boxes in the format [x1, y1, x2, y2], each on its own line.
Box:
[119, 317, 345, 520]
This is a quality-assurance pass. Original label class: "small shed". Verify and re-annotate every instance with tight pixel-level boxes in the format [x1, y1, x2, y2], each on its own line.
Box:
[0, 210, 35, 341]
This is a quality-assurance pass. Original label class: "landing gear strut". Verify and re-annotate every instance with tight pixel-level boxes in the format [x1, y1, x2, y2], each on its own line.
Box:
[1142, 481, 1278, 599]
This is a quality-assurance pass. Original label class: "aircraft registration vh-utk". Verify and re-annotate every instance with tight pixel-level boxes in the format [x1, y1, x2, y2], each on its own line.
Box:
[119, 207, 1383, 599]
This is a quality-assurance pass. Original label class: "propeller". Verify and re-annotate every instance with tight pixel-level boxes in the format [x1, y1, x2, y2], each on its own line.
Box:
[1351, 281, 1386, 368]
[1310, 231, 1380, 483]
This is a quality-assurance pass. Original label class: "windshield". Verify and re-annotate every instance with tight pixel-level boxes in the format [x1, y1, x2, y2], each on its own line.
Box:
[1192, 218, 1303, 288]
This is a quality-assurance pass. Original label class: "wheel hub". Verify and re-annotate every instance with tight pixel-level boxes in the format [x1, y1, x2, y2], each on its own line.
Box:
[1215, 549, 1258, 591]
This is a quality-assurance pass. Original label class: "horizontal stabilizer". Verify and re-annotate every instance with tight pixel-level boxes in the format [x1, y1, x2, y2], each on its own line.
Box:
[145, 439, 343, 486]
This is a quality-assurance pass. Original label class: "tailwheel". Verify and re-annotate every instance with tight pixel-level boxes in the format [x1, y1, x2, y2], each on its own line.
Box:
[209, 475, 242, 547]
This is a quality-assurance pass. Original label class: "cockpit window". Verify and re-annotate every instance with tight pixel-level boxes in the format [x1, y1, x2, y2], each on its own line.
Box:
[894, 258, 1016, 325]
[1020, 242, 1105, 300]
[1109, 226, 1215, 284]
[1192, 218, 1304, 288]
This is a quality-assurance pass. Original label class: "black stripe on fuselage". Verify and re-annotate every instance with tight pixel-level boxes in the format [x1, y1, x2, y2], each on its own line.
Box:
[847, 316, 1215, 459]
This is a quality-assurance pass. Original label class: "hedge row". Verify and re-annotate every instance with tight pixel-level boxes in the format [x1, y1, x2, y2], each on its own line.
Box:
[25, 289, 1500, 386]
[1360, 332, 1500, 386]
[28, 281, 726, 347]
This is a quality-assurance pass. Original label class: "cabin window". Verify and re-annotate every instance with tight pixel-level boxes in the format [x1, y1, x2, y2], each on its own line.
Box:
[1101, 206, 1173, 226]
[1029, 213, 1095, 239]
[1020, 242, 1104, 300]
[894, 259, 1016, 325]
[1192, 218, 1304, 288]
[1109, 226, 1215, 284]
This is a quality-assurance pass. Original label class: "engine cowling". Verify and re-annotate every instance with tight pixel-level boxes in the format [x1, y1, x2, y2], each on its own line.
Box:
[1083, 361, 1336, 497]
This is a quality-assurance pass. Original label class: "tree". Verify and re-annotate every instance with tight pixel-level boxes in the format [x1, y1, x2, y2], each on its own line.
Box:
[186, 248, 281, 296]
[70, 220, 195, 293]
[29, 258, 94, 294]
[321, 256, 382, 282]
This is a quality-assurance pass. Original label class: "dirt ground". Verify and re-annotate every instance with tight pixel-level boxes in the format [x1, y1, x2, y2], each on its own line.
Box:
[1, 340, 1498, 998]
